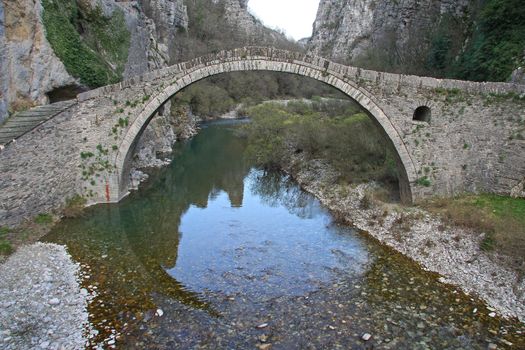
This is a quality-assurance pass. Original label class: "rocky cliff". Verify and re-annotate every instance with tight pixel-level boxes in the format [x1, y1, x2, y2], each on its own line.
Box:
[220, 0, 287, 45]
[308, 0, 525, 82]
[0, 0, 76, 123]
[0, 0, 183, 124]
[308, 0, 472, 75]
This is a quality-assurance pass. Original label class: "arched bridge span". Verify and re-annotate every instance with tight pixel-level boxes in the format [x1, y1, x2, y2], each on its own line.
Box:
[108, 49, 417, 203]
[1, 47, 524, 226]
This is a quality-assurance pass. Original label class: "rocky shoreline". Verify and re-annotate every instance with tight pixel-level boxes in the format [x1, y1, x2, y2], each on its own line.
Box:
[284, 156, 525, 323]
[0, 243, 93, 350]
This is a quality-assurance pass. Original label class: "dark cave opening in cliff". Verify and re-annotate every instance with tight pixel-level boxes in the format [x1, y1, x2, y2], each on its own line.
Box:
[46, 85, 88, 104]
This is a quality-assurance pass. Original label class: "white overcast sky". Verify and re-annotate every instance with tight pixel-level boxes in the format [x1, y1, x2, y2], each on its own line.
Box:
[248, 0, 320, 41]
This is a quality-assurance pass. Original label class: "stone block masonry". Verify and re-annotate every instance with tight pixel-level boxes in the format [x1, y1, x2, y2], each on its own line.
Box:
[0, 47, 524, 226]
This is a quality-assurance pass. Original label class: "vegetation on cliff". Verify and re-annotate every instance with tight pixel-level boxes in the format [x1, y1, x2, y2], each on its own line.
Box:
[427, 0, 525, 82]
[452, 0, 525, 82]
[42, 0, 130, 87]
[330, 0, 524, 82]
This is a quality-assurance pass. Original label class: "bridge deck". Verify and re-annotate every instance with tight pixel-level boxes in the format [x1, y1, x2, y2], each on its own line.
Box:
[0, 101, 76, 146]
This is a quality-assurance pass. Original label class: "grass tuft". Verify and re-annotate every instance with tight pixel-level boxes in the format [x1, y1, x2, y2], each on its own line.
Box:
[423, 194, 525, 274]
[35, 213, 53, 225]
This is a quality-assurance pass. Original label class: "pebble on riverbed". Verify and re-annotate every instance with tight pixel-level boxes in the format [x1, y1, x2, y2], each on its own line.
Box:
[48, 298, 61, 306]
[361, 333, 372, 341]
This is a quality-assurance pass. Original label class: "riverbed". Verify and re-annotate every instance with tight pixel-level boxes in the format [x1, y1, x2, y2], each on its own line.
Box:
[43, 120, 524, 349]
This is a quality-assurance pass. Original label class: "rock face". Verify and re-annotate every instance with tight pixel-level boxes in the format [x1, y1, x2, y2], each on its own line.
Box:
[132, 106, 198, 170]
[124, 0, 188, 76]
[511, 67, 525, 85]
[0, 1, 7, 124]
[220, 0, 287, 45]
[308, 0, 470, 72]
[0, 0, 189, 124]
[0, 0, 76, 124]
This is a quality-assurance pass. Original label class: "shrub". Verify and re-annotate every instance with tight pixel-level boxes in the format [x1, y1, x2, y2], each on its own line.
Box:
[0, 226, 8, 237]
[480, 232, 496, 251]
[0, 240, 13, 255]
[416, 176, 432, 187]
[0, 226, 11, 254]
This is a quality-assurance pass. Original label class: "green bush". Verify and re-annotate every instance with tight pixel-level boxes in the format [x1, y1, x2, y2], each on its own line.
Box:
[0, 226, 8, 237]
[416, 176, 432, 187]
[0, 240, 13, 255]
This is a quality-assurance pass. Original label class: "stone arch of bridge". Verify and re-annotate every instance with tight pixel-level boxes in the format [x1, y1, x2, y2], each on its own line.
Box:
[110, 59, 418, 203]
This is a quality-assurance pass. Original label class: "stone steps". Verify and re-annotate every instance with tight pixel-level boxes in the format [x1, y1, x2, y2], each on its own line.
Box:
[0, 101, 76, 146]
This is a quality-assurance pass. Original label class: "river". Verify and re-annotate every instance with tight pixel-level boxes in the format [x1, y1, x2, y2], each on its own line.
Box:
[44, 120, 524, 349]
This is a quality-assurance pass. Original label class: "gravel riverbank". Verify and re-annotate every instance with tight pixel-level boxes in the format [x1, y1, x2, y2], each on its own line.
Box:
[287, 157, 525, 323]
[0, 243, 91, 350]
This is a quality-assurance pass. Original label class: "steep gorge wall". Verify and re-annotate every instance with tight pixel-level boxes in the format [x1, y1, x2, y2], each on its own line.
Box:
[307, 0, 525, 82]
[308, 0, 472, 75]
[220, 0, 286, 45]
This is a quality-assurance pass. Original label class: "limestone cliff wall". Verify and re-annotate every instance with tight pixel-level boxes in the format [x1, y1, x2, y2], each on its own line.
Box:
[0, 0, 189, 124]
[220, 0, 287, 45]
[0, 0, 75, 124]
[308, 0, 471, 74]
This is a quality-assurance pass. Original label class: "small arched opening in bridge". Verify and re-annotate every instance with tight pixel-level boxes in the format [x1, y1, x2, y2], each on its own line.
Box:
[413, 106, 431, 123]
[110, 50, 418, 204]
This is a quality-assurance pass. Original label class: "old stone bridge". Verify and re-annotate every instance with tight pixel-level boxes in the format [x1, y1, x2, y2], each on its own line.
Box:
[1, 47, 524, 226]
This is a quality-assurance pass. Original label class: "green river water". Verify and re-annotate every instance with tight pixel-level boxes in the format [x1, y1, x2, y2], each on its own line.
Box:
[44, 120, 524, 349]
